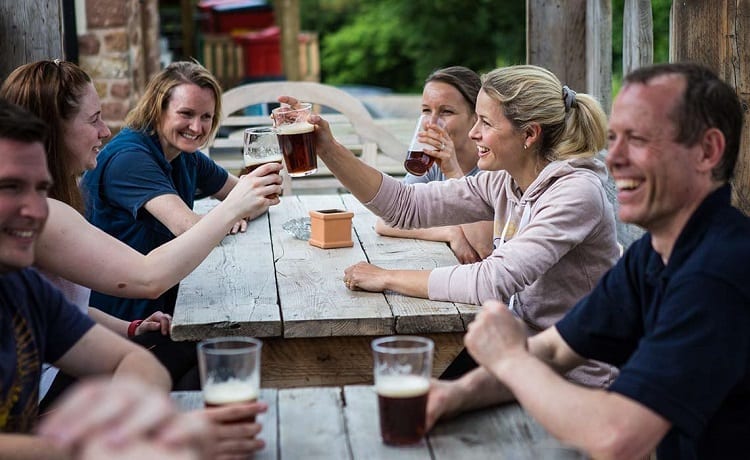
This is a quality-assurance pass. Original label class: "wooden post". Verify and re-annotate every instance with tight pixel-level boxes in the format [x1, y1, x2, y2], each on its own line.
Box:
[181, 0, 196, 59]
[0, 0, 64, 80]
[274, 0, 300, 81]
[622, 0, 653, 75]
[587, 0, 613, 114]
[671, 1, 750, 215]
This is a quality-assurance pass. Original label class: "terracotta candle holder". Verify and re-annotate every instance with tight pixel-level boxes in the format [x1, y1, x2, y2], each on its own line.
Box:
[308, 209, 354, 249]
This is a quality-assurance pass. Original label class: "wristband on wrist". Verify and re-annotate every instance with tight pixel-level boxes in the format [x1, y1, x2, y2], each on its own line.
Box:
[127, 319, 144, 338]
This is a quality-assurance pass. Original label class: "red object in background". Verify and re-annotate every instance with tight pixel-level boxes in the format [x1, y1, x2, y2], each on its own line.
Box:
[198, 0, 274, 34]
[233, 26, 283, 78]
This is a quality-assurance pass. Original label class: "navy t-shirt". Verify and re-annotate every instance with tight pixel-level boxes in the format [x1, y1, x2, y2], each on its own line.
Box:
[557, 185, 750, 459]
[81, 128, 228, 321]
[0, 269, 95, 433]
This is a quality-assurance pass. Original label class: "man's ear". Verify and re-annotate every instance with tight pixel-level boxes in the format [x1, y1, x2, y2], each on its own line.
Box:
[697, 127, 725, 173]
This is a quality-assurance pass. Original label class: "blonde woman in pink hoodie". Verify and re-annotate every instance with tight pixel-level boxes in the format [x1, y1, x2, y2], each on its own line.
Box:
[280, 65, 620, 387]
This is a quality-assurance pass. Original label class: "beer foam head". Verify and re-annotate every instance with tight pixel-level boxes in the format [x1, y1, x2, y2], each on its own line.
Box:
[243, 153, 283, 167]
[203, 378, 259, 404]
[276, 121, 315, 135]
[375, 375, 429, 398]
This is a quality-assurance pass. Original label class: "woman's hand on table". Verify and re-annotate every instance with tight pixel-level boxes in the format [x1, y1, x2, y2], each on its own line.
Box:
[136, 311, 172, 336]
[447, 226, 482, 264]
[195, 401, 268, 458]
[343, 261, 389, 292]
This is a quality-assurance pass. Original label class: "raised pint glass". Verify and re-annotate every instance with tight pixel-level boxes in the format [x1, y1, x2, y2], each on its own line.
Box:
[242, 127, 283, 175]
[272, 102, 318, 177]
[372, 336, 434, 445]
[197, 337, 262, 421]
[403, 114, 444, 176]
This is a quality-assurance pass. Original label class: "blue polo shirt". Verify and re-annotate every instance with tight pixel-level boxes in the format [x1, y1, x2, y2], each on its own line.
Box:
[81, 128, 228, 321]
[557, 185, 750, 459]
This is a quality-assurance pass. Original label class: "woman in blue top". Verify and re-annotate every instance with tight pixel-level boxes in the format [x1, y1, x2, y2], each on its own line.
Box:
[374, 67, 494, 263]
[82, 61, 283, 321]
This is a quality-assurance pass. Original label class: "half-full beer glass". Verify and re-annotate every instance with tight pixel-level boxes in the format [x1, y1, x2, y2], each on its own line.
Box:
[272, 102, 318, 177]
[197, 337, 262, 420]
[372, 336, 434, 445]
[243, 127, 283, 198]
[403, 114, 445, 176]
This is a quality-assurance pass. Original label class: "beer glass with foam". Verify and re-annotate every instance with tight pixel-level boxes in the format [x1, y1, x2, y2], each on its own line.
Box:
[271, 102, 318, 177]
[197, 337, 262, 420]
[371, 336, 434, 445]
[403, 114, 445, 176]
[243, 127, 283, 198]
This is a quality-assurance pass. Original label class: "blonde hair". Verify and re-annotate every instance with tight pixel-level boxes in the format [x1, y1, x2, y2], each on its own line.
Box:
[481, 65, 607, 161]
[125, 61, 223, 143]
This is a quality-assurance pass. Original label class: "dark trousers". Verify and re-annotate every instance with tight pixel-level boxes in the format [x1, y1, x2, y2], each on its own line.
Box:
[439, 348, 478, 380]
[39, 331, 199, 412]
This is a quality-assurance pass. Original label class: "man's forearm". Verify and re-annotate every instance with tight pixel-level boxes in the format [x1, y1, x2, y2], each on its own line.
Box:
[454, 366, 515, 412]
[113, 349, 171, 392]
[0, 434, 69, 460]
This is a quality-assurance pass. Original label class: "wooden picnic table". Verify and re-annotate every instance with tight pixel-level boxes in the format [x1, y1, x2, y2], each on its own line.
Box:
[171, 386, 586, 459]
[171, 193, 480, 388]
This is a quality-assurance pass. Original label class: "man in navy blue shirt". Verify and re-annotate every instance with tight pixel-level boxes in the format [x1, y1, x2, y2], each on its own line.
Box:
[426, 63, 749, 459]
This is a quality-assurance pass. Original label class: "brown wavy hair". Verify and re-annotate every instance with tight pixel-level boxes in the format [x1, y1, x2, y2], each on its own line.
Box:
[1, 60, 93, 213]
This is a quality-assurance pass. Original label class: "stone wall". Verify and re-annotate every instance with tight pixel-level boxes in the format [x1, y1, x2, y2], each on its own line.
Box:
[77, 0, 161, 133]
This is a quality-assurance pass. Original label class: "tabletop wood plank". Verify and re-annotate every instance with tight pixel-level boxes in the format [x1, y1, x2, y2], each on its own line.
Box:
[268, 194, 395, 338]
[278, 387, 351, 459]
[342, 195, 468, 334]
[343, 385, 432, 460]
[171, 199, 281, 341]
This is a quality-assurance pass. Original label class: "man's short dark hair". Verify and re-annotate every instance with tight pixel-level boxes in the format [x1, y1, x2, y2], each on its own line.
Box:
[624, 62, 745, 182]
[0, 98, 48, 145]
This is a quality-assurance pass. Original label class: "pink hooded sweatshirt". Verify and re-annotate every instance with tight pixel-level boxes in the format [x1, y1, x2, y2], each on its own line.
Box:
[366, 157, 620, 386]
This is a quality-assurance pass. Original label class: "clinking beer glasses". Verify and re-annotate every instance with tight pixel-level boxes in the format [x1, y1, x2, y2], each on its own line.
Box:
[372, 336, 434, 445]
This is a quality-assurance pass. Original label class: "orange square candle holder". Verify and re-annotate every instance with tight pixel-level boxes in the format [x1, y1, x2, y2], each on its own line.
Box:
[308, 209, 354, 249]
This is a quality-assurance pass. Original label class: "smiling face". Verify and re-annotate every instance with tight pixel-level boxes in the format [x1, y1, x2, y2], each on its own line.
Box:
[607, 74, 711, 237]
[469, 90, 539, 183]
[0, 138, 50, 273]
[61, 83, 111, 173]
[156, 83, 216, 159]
[421, 81, 477, 162]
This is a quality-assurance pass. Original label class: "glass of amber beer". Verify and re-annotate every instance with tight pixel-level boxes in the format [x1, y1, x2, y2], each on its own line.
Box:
[372, 336, 434, 445]
[197, 337, 262, 420]
[403, 114, 445, 176]
[243, 127, 283, 199]
[271, 102, 318, 177]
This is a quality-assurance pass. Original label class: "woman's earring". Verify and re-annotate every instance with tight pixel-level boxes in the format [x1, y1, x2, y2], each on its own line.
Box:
[523, 144, 528, 150]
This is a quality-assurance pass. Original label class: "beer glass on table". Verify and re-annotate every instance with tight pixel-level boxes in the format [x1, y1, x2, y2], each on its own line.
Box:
[197, 336, 262, 421]
[243, 127, 283, 199]
[403, 114, 445, 176]
[271, 102, 318, 177]
[372, 336, 434, 446]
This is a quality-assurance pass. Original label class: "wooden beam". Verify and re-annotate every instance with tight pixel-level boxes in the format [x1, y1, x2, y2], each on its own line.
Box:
[587, 0, 613, 114]
[671, 0, 750, 215]
[275, 0, 300, 81]
[181, 0, 195, 59]
[622, 0, 653, 75]
[0, 0, 64, 79]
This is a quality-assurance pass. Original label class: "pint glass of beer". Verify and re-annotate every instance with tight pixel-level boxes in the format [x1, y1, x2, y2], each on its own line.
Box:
[371, 336, 434, 445]
[403, 115, 445, 176]
[197, 337, 262, 421]
[271, 102, 318, 177]
[243, 127, 283, 199]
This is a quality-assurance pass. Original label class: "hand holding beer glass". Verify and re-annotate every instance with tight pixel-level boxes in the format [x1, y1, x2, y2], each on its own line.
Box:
[197, 337, 262, 421]
[404, 114, 446, 176]
[372, 336, 434, 445]
[272, 102, 318, 177]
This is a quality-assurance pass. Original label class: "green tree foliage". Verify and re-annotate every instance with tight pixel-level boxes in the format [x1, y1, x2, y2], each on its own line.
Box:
[301, 0, 525, 92]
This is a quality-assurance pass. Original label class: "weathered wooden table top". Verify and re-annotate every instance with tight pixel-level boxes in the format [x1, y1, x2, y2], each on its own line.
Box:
[171, 193, 479, 342]
[172, 387, 586, 460]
